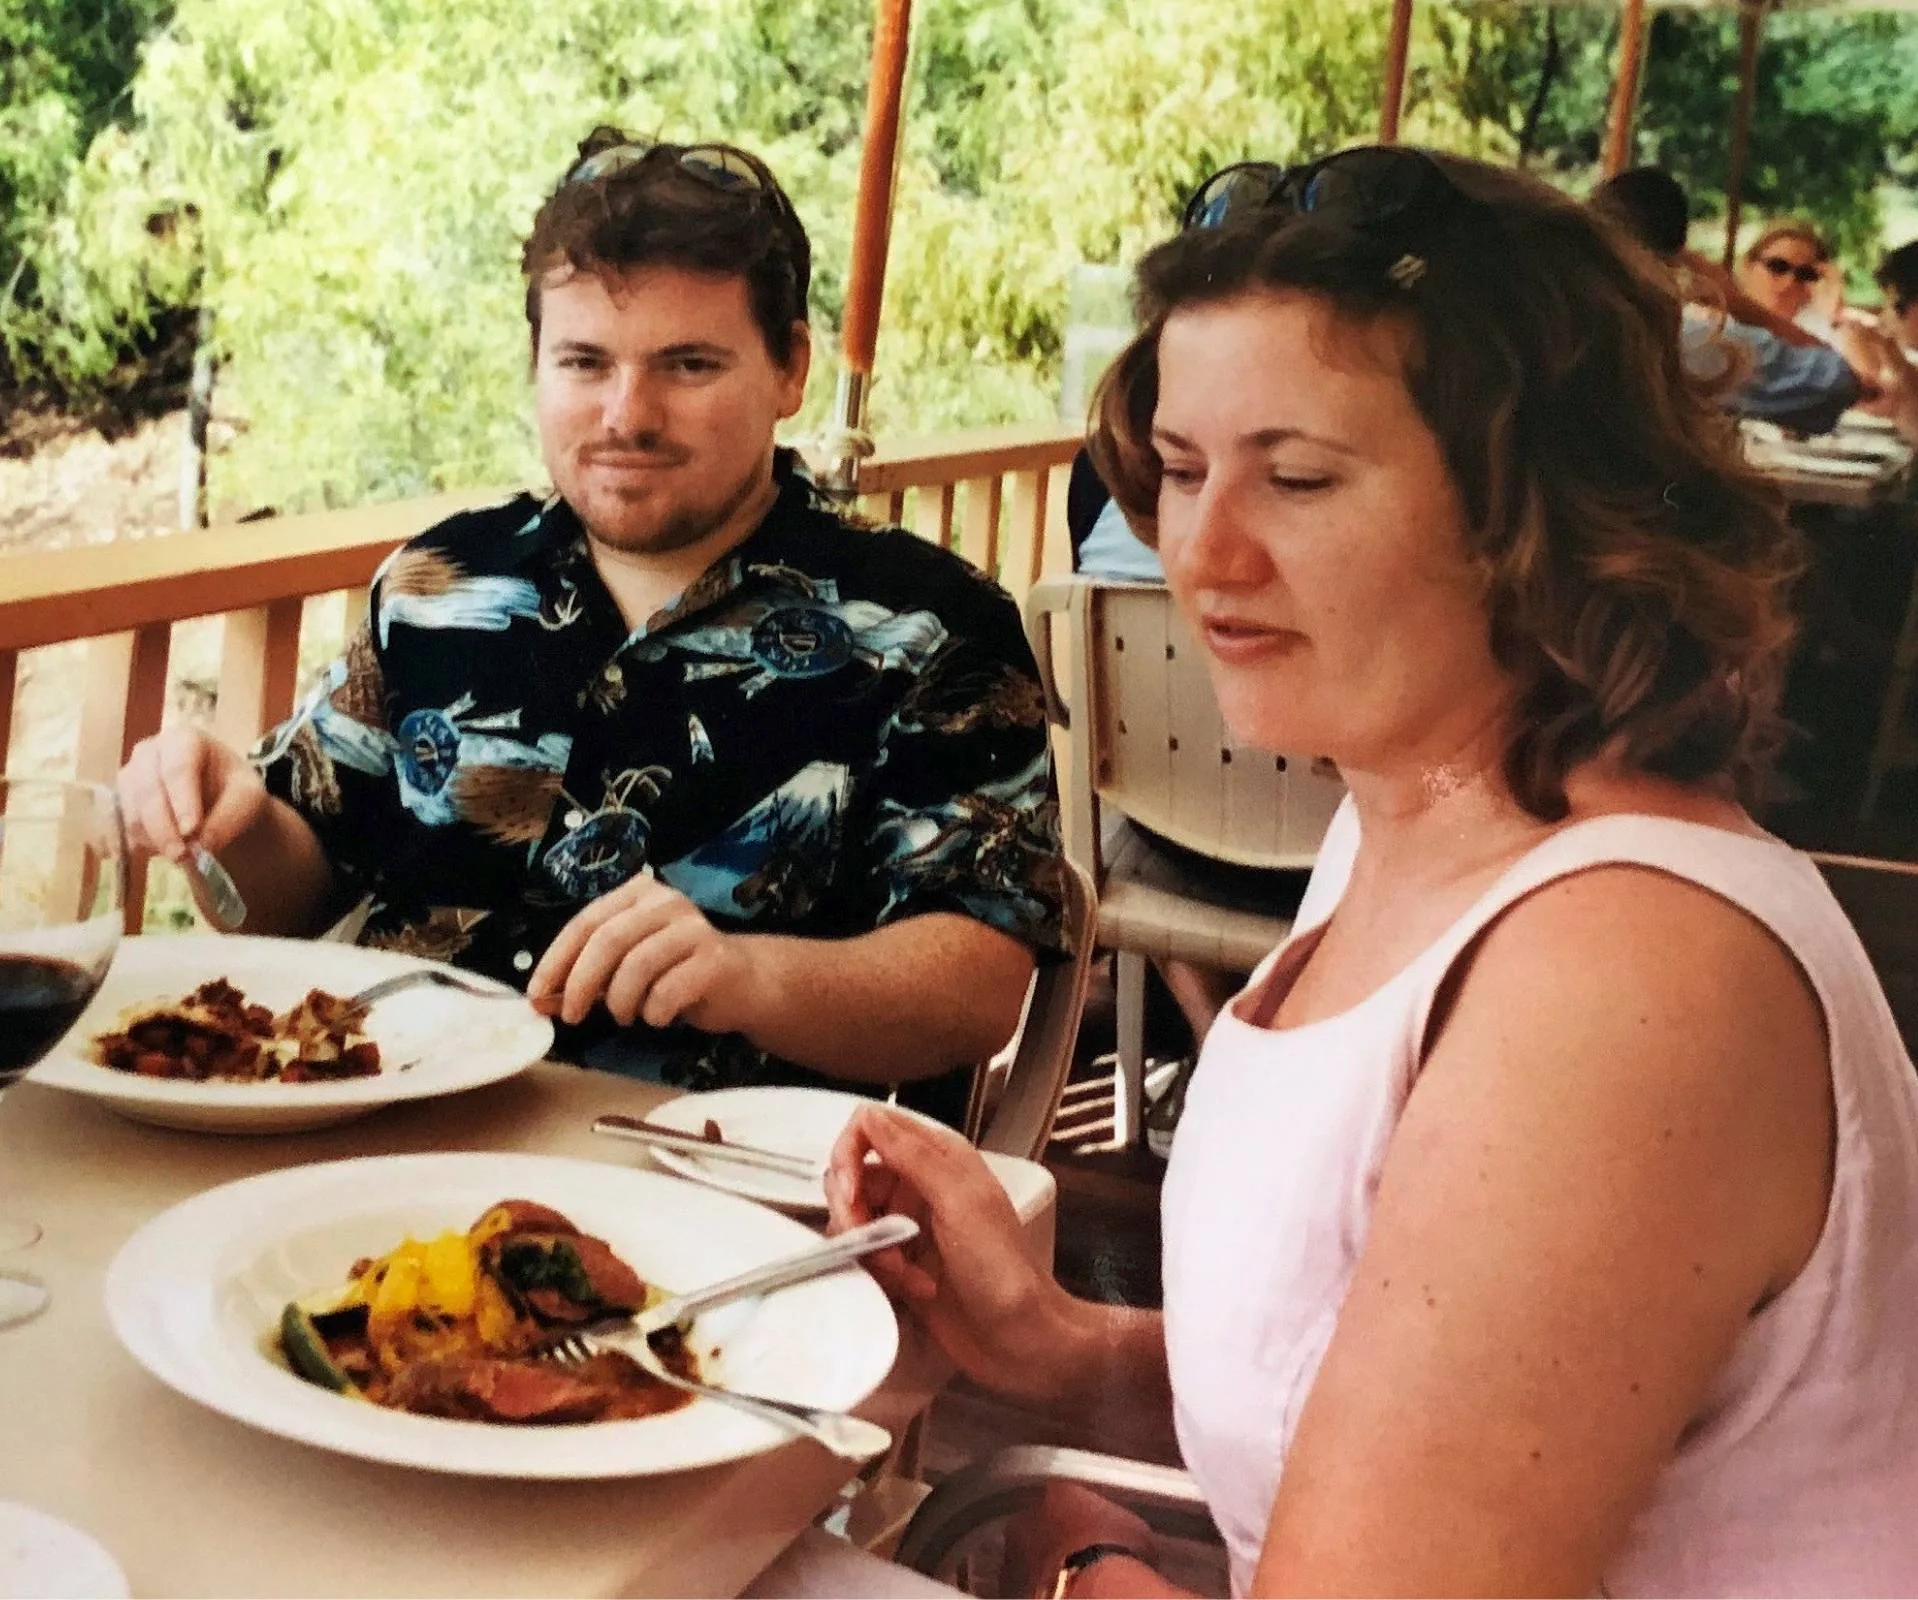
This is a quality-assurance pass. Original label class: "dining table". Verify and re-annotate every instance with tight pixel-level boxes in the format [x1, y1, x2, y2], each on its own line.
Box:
[0, 1061, 1057, 1598]
[1742, 414, 1915, 509]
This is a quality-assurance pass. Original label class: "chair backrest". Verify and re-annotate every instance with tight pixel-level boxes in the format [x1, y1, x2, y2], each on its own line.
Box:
[1027, 578, 1344, 874]
[971, 857, 1097, 1160]
[1813, 851, 1918, 1058]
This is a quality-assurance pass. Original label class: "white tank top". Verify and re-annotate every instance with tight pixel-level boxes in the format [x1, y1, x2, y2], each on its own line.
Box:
[1161, 801, 1918, 1595]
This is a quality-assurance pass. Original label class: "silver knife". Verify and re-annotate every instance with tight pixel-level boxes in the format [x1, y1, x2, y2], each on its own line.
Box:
[592, 1113, 823, 1180]
[186, 845, 248, 931]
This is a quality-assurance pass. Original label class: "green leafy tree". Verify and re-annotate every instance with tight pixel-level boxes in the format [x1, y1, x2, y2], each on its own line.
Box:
[0, 0, 177, 390]
[4, 0, 1916, 515]
[1449, 1, 1918, 267]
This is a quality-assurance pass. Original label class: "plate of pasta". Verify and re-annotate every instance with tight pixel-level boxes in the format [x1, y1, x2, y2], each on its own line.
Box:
[27, 935, 551, 1133]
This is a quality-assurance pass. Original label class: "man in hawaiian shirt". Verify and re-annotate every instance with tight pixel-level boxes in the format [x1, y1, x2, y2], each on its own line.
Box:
[117, 128, 1065, 1125]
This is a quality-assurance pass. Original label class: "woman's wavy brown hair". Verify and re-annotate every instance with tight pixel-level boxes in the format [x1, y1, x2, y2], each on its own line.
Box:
[1090, 150, 1803, 821]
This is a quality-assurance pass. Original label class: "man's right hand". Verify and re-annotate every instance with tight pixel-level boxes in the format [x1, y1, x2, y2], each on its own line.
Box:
[117, 726, 271, 863]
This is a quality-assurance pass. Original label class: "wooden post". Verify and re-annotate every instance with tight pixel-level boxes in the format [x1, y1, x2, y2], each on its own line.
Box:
[0, 650, 16, 776]
[958, 474, 1004, 581]
[824, 0, 914, 494]
[1602, 0, 1650, 178]
[1722, 1, 1766, 270]
[1378, 0, 1415, 143]
[76, 626, 173, 930]
[215, 599, 305, 748]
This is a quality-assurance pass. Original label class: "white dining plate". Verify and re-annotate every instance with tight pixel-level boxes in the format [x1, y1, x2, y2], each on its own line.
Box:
[640, 1086, 934, 1214]
[1749, 444, 1892, 479]
[27, 934, 552, 1133]
[102, 1151, 900, 1479]
[0, 1502, 128, 1600]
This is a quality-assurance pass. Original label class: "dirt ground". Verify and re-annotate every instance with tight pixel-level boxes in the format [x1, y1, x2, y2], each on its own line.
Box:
[0, 409, 185, 558]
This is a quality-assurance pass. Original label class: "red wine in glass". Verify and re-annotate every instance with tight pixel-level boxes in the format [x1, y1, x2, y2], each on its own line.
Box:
[0, 779, 125, 1329]
[0, 954, 105, 1085]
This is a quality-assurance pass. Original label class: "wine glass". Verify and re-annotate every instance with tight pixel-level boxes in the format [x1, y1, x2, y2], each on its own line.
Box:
[0, 778, 125, 1328]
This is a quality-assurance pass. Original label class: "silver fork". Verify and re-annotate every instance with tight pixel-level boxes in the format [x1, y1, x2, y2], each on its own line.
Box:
[545, 1330, 893, 1461]
[346, 968, 531, 1009]
[541, 1213, 919, 1461]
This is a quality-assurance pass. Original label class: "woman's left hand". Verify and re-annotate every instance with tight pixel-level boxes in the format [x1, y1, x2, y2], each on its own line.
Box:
[999, 1483, 1158, 1598]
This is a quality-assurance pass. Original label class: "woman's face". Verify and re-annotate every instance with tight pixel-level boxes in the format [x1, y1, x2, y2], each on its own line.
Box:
[1152, 290, 1509, 775]
[1739, 234, 1825, 321]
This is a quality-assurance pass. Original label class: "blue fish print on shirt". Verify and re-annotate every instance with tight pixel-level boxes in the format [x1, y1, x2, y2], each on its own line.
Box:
[393, 695, 571, 832]
[254, 658, 397, 778]
[869, 748, 1060, 926]
[541, 766, 671, 901]
[635, 589, 948, 698]
[657, 760, 849, 923]
[380, 576, 545, 646]
[376, 547, 545, 647]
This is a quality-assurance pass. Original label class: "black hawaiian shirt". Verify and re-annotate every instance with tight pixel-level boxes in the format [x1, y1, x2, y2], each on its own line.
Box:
[254, 453, 1066, 1125]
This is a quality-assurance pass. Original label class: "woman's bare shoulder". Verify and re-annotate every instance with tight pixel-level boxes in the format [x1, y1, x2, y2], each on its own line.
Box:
[1558, 766, 1762, 836]
[1430, 858, 1832, 1272]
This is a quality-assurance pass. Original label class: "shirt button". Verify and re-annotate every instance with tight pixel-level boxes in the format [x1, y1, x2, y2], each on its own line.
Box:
[563, 809, 585, 829]
[512, 950, 533, 973]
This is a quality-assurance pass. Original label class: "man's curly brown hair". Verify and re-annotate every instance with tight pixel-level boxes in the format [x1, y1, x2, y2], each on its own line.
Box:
[521, 127, 811, 366]
[1090, 150, 1803, 821]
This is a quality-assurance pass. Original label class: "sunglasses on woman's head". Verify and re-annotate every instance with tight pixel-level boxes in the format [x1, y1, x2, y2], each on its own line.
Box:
[1180, 146, 1461, 237]
[1758, 255, 1822, 286]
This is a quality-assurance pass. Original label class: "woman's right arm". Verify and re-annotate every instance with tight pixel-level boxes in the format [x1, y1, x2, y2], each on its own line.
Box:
[826, 1105, 1175, 1452]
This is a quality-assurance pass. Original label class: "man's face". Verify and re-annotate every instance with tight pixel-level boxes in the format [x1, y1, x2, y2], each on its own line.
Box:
[535, 266, 809, 556]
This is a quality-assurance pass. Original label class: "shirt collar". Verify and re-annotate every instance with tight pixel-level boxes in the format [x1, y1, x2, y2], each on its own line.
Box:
[518, 447, 835, 626]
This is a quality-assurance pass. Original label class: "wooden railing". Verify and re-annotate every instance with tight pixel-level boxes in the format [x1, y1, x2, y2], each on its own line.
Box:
[0, 422, 1084, 929]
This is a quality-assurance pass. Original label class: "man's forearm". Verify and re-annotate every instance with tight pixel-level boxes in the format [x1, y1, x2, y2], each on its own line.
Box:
[729, 914, 1035, 1082]
[220, 798, 339, 938]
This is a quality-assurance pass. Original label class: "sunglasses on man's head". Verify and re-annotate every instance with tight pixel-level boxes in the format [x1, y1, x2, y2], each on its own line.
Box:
[1758, 255, 1823, 286]
[1180, 146, 1461, 236]
[564, 140, 793, 219]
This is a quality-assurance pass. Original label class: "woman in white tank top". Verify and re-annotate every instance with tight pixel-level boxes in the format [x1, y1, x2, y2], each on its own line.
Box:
[812, 148, 1918, 1599]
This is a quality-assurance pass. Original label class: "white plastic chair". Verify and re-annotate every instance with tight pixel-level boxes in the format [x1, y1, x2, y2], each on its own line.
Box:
[1025, 578, 1343, 1145]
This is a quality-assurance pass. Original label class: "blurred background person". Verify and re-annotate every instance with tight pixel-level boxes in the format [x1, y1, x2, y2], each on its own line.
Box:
[1874, 240, 1918, 355]
[1737, 220, 1834, 328]
[1597, 171, 1917, 440]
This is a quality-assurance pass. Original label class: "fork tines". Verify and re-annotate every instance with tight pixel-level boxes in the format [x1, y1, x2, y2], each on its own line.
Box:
[543, 1333, 596, 1365]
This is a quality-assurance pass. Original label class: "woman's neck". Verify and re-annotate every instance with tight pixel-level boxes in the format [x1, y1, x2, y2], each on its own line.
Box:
[1339, 742, 1756, 902]
[1336, 713, 1549, 897]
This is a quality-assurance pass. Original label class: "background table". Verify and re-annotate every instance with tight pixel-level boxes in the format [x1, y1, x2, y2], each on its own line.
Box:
[1743, 418, 1914, 510]
[0, 1062, 1055, 1598]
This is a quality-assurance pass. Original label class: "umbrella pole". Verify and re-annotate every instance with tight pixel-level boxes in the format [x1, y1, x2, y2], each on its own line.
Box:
[1722, 1, 1765, 271]
[1602, 0, 1649, 178]
[823, 0, 914, 498]
[1379, 0, 1415, 143]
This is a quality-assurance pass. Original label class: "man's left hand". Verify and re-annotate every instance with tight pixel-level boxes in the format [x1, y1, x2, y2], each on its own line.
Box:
[529, 874, 760, 1031]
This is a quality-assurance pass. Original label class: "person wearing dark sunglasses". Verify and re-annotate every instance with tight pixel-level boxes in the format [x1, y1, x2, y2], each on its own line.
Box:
[819, 145, 1918, 1600]
[1591, 168, 1870, 435]
[1737, 221, 1832, 324]
[118, 126, 1070, 1129]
